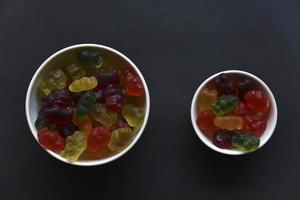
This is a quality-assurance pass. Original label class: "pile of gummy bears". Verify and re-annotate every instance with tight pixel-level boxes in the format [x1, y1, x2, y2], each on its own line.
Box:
[196, 73, 271, 152]
[35, 48, 145, 162]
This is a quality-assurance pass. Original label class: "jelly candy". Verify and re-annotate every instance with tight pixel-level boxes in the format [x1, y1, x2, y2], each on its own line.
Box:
[214, 116, 243, 130]
[73, 115, 93, 134]
[60, 131, 87, 162]
[65, 63, 86, 81]
[106, 94, 123, 113]
[232, 131, 260, 152]
[44, 105, 73, 125]
[232, 102, 249, 116]
[244, 90, 270, 113]
[243, 115, 267, 137]
[87, 126, 111, 153]
[35, 108, 55, 131]
[122, 104, 144, 127]
[237, 79, 256, 100]
[104, 84, 123, 97]
[91, 104, 117, 127]
[56, 124, 78, 138]
[108, 127, 133, 152]
[196, 110, 218, 137]
[122, 69, 144, 97]
[75, 91, 96, 118]
[38, 69, 67, 95]
[95, 70, 120, 88]
[197, 88, 217, 112]
[212, 130, 233, 149]
[93, 87, 105, 103]
[77, 49, 103, 68]
[42, 88, 71, 108]
[214, 73, 237, 95]
[212, 95, 239, 116]
[69, 76, 98, 92]
[110, 119, 130, 131]
[38, 128, 65, 153]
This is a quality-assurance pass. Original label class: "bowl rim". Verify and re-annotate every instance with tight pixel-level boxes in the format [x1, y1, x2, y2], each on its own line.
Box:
[25, 43, 150, 166]
[190, 70, 278, 155]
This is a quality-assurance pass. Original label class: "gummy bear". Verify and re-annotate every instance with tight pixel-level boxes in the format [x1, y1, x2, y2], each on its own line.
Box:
[73, 115, 93, 134]
[60, 131, 87, 162]
[214, 116, 243, 130]
[56, 124, 78, 138]
[244, 90, 270, 113]
[108, 127, 133, 152]
[65, 63, 86, 81]
[197, 88, 217, 112]
[75, 91, 96, 118]
[42, 88, 71, 108]
[106, 94, 123, 113]
[237, 78, 256, 100]
[212, 95, 239, 116]
[196, 110, 218, 137]
[91, 104, 117, 127]
[110, 119, 130, 131]
[35, 108, 55, 131]
[122, 69, 144, 97]
[87, 126, 111, 153]
[44, 105, 73, 125]
[69, 76, 98, 92]
[212, 129, 233, 149]
[243, 115, 267, 137]
[122, 104, 144, 127]
[77, 49, 103, 68]
[93, 87, 105, 103]
[232, 102, 249, 116]
[38, 69, 67, 95]
[38, 128, 65, 153]
[232, 131, 260, 152]
[214, 73, 237, 95]
[95, 70, 120, 88]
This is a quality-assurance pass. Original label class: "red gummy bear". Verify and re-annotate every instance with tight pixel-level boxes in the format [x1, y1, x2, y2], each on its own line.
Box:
[38, 128, 65, 153]
[243, 115, 267, 137]
[43, 105, 73, 125]
[110, 119, 130, 131]
[87, 126, 111, 153]
[196, 110, 218, 138]
[122, 69, 144, 97]
[244, 90, 270, 113]
[233, 102, 249, 116]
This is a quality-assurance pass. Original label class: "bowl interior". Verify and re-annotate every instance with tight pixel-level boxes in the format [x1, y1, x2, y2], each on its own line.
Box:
[191, 70, 277, 155]
[26, 44, 150, 166]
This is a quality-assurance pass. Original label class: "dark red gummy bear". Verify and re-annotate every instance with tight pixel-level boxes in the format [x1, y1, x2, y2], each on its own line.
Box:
[95, 70, 120, 89]
[44, 105, 73, 125]
[110, 119, 130, 131]
[214, 73, 237, 95]
[38, 128, 65, 153]
[237, 79, 256, 101]
[122, 69, 144, 97]
[105, 94, 123, 113]
[42, 88, 72, 108]
[56, 124, 78, 138]
[244, 90, 270, 113]
[212, 130, 233, 149]
[197, 110, 218, 138]
[87, 126, 111, 153]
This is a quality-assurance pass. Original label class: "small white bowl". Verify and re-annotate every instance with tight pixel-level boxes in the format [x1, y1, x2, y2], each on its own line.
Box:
[25, 44, 150, 166]
[191, 70, 277, 155]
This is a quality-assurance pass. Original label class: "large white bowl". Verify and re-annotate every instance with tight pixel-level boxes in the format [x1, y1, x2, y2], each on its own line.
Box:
[26, 44, 150, 166]
[191, 70, 277, 155]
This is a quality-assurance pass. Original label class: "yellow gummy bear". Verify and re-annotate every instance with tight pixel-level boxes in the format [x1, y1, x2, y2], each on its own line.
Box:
[197, 88, 218, 112]
[68, 76, 98, 92]
[214, 116, 243, 131]
[108, 128, 134, 152]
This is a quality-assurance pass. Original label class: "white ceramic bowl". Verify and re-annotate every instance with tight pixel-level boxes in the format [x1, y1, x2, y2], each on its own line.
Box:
[191, 70, 277, 155]
[26, 44, 150, 166]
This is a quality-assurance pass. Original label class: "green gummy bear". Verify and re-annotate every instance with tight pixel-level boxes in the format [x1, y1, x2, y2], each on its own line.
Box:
[60, 131, 87, 162]
[91, 104, 117, 127]
[35, 108, 55, 131]
[232, 131, 260, 152]
[75, 91, 96, 118]
[38, 69, 67, 95]
[212, 95, 239, 116]
[76, 49, 103, 68]
[122, 104, 144, 127]
[108, 127, 134, 152]
[65, 63, 86, 81]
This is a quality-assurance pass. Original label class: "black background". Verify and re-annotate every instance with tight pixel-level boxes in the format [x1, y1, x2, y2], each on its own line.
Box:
[1, 0, 300, 199]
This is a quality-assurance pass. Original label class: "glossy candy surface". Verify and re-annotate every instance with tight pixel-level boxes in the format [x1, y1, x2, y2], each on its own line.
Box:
[232, 131, 260, 152]
[214, 116, 243, 131]
[95, 70, 120, 89]
[69, 76, 98, 92]
[122, 69, 144, 96]
[108, 127, 133, 152]
[38, 128, 65, 153]
[65, 64, 86, 81]
[212, 95, 239, 116]
[87, 126, 111, 153]
[39, 69, 67, 95]
[75, 91, 96, 118]
[77, 49, 103, 68]
[197, 88, 217, 112]
[91, 104, 117, 127]
[122, 104, 144, 127]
